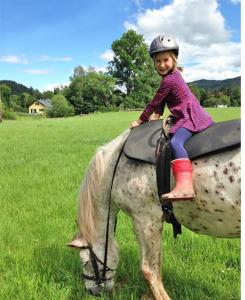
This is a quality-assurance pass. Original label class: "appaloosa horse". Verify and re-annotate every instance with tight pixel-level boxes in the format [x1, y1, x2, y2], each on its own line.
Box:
[68, 127, 240, 300]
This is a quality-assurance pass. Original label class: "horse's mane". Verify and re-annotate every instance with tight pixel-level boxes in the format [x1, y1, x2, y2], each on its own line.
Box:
[77, 129, 130, 244]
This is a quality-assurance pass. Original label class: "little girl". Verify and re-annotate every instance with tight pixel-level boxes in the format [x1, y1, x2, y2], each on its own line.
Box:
[131, 35, 214, 202]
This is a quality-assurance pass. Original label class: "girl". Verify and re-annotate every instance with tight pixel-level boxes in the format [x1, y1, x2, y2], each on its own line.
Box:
[131, 35, 214, 202]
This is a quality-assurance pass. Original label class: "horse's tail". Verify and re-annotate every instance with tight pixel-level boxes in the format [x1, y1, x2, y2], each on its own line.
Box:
[77, 129, 130, 244]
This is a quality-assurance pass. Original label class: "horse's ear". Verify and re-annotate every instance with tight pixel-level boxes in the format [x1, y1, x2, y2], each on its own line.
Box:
[67, 233, 88, 249]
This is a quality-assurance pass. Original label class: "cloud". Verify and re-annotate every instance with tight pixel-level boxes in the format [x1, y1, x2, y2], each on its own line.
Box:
[0, 55, 29, 64]
[124, 0, 240, 80]
[41, 82, 69, 92]
[38, 55, 72, 62]
[125, 0, 228, 46]
[100, 50, 114, 61]
[230, 0, 240, 4]
[22, 69, 50, 75]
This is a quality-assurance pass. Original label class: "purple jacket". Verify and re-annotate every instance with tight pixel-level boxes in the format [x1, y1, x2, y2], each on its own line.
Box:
[140, 69, 214, 134]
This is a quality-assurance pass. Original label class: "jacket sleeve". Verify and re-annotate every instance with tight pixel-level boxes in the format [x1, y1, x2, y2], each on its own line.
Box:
[139, 76, 172, 122]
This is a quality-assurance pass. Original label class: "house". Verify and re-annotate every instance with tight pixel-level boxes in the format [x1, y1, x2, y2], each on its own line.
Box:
[217, 104, 228, 108]
[28, 99, 52, 114]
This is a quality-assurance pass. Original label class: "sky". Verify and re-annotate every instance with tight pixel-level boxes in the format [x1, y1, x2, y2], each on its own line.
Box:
[0, 0, 241, 92]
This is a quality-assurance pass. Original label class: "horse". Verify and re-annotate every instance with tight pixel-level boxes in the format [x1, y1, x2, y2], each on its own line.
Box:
[68, 126, 241, 300]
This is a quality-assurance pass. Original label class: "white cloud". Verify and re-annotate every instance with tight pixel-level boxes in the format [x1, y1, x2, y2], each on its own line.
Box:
[41, 82, 69, 92]
[39, 55, 72, 62]
[230, 0, 240, 4]
[0, 55, 29, 64]
[125, 0, 228, 46]
[124, 0, 240, 80]
[100, 50, 114, 61]
[22, 69, 50, 75]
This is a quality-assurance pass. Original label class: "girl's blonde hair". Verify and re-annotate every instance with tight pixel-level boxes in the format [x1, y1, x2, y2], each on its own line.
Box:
[154, 50, 183, 72]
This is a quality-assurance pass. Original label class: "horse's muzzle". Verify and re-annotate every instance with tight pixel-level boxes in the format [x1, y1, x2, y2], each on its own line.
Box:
[88, 285, 101, 297]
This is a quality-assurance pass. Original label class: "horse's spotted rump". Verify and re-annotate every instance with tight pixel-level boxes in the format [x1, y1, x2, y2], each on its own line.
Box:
[170, 148, 241, 238]
[223, 167, 229, 174]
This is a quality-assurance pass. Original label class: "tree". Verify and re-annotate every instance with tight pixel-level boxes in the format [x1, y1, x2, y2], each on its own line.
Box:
[42, 90, 54, 99]
[71, 66, 86, 79]
[188, 83, 201, 102]
[9, 94, 21, 111]
[82, 70, 117, 112]
[218, 94, 230, 106]
[229, 86, 240, 107]
[19, 93, 36, 111]
[108, 30, 160, 108]
[47, 94, 74, 117]
[0, 96, 3, 122]
[0, 84, 11, 107]
[205, 97, 219, 107]
[66, 68, 117, 114]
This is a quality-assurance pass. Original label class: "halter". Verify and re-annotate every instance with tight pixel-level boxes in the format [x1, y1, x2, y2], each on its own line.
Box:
[81, 144, 125, 292]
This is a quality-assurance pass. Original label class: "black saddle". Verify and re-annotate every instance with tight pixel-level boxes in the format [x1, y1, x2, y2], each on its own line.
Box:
[124, 118, 241, 163]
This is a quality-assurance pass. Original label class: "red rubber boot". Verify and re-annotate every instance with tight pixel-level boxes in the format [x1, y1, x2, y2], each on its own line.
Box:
[160, 158, 195, 202]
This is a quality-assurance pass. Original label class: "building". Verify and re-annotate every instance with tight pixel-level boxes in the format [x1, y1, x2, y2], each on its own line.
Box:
[28, 99, 52, 114]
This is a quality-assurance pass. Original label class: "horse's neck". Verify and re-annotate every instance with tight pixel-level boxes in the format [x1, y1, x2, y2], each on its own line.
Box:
[92, 204, 118, 267]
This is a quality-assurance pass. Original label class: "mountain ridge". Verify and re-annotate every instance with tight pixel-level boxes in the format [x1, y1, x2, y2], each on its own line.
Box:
[189, 76, 240, 89]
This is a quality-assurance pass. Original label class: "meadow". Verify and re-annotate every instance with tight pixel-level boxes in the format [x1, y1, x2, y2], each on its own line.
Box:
[0, 108, 240, 300]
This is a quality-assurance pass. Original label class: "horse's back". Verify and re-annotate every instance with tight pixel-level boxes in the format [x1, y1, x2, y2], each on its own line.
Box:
[113, 148, 240, 238]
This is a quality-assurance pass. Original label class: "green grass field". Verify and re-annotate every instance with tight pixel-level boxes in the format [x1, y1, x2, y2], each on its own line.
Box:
[0, 108, 240, 300]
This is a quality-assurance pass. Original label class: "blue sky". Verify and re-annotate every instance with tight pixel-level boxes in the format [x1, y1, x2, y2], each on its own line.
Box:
[0, 0, 241, 91]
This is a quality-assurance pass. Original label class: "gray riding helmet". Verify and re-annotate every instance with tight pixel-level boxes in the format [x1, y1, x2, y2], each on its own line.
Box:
[149, 35, 179, 58]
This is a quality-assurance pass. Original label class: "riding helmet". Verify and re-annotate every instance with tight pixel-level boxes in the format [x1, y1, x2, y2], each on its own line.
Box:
[149, 35, 179, 58]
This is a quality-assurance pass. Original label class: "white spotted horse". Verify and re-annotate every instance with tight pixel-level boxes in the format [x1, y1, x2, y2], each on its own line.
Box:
[68, 118, 240, 300]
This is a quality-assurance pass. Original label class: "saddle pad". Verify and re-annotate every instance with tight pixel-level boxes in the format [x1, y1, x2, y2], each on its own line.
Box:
[124, 119, 240, 164]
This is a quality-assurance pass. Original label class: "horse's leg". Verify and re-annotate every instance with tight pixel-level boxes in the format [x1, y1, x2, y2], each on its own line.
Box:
[132, 215, 171, 300]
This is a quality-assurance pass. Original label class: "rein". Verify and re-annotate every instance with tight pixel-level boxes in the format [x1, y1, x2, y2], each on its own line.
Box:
[82, 143, 126, 289]
[81, 246, 115, 284]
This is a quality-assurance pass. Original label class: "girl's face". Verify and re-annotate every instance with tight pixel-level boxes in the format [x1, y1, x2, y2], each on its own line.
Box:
[154, 52, 174, 76]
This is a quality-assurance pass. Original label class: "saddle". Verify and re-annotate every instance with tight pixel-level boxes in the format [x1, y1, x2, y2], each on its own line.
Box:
[124, 118, 241, 163]
[123, 118, 241, 238]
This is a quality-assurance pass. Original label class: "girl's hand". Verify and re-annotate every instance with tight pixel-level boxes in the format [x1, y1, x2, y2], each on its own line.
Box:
[130, 119, 143, 128]
[149, 113, 160, 121]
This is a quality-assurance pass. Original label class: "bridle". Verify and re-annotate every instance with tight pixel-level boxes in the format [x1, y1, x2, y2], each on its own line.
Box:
[81, 144, 125, 293]
[80, 245, 115, 286]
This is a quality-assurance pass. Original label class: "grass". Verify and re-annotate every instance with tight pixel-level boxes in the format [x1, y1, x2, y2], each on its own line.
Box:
[0, 108, 240, 300]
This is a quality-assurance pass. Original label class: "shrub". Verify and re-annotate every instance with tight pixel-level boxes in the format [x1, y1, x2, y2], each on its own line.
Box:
[2, 109, 17, 120]
[47, 94, 75, 118]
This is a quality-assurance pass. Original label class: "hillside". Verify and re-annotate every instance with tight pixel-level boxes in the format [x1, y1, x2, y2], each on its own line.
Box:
[190, 76, 241, 89]
[0, 80, 32, 95]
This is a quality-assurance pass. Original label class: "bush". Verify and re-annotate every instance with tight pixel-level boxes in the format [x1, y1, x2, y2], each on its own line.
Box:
[2, 109, 17, 120]
[47, 94, 75, 118]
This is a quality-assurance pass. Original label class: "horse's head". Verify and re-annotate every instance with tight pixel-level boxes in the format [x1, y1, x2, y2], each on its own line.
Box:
[68, 234, 118, 296]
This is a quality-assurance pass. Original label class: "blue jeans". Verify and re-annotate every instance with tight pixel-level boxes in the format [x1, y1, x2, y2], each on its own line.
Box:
[170, 127, 193, 159]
